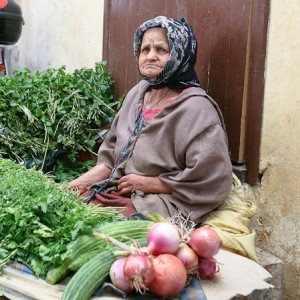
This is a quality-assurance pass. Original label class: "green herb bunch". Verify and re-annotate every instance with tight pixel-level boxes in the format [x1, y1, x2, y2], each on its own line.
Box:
[0, 158, 123, 277]
[0, 61, 116, 166]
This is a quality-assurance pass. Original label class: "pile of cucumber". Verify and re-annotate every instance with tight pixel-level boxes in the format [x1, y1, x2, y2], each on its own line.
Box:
[46, 219, 155, 300]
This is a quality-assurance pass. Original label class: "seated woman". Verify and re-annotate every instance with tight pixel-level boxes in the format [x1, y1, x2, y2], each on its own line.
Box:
[68, 16, 232, 224]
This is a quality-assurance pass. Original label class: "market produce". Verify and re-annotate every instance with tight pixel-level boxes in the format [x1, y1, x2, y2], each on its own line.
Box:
[104, 220, 222, 297]
[0, 158, 122, 277]
[67, 249, 100, 272]
[146, 221, 180, 255]
[46, 234, 104, 284]
[0, 144, 222, 299]
[0, 62, 118, 173]
[110, 257, 134, 293]
[62, 238, 148, 300]
[188, 226, 221, 258]
[62, 215, 221, 299]
[93, 219, 155, 239]
[123, 253, 154, 293]
[198, 257, 218, 279]
[68, 219, 155, 271]
[62, 248, 117, 300]
[175, 242, 199, 270]
[47, 219, 155, 283]
[147, 253, 187, 297]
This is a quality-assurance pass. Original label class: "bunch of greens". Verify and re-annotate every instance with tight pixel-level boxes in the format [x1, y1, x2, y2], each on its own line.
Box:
[0, 61, 117, 170]
[53, 159, 96, 183]
[0, 158, 124, 277]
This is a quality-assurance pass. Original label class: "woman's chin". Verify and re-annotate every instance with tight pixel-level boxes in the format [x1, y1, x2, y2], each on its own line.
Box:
[141, 69, 160, 79]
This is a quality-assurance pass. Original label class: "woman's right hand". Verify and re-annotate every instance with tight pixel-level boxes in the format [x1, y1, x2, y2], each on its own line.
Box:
[68, 163, 111, 195]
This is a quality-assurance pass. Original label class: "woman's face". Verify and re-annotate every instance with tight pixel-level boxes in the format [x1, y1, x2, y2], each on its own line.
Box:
[138, 28, 170, 79]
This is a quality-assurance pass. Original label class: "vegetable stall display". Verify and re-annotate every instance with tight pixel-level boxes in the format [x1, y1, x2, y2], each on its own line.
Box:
[0, 158, 222, 299]
[0, 158, 123, 276]
[63, 219, 222, 299]
[0, 62, 119, 176]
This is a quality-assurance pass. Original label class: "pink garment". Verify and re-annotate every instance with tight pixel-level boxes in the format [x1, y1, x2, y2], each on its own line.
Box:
[141, 107, 162, 120]
[142, 94, 180, 120]
[82, 190, 136, 217]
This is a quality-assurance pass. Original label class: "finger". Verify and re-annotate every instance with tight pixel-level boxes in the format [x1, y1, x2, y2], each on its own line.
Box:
[118, 176, 126, 183]
[118, 187, 131, 196]
[78, 189, 87, 196]
[123, 182, 129, 188]
[117, 182, 126, 192]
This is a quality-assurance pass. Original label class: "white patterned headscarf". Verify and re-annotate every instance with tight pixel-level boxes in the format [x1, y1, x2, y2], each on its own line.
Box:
[134, 16, 201, 89]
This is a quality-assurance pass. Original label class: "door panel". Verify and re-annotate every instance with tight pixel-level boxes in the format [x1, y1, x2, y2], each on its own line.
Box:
[103, 0, 269, 184]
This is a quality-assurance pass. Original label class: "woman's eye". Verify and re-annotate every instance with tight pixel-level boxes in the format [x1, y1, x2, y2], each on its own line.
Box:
[159, 48, 168, 53]
[141, 47, 149, 53]
[157, 46, 169, 54]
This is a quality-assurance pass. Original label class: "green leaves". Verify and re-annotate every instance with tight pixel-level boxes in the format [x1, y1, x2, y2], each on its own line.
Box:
[0, 158, 123, 276]
[0, 61, 117, 165]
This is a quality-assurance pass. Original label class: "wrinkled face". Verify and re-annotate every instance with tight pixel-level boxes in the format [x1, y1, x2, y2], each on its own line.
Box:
[138, 27, 170, 79]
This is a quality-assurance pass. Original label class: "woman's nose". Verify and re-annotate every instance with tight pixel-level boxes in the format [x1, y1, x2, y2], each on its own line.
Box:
[146, 49, 157, 60]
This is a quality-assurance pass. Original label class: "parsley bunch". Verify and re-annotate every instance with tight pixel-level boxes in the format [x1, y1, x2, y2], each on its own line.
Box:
[0, 158, 123, 277]
[0, 61, 117, 167]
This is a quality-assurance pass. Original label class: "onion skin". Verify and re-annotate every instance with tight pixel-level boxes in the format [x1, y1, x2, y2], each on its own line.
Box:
[147, 254, 187, 297]
[139, 246, 150, 255]
[188, 227, 221, 258]
[109, 257, 134, 293]
[175, 243, 199, 271]
[147, 222, 180, 255]
[198, 257, 218, 279]
[123, 253, 154, 293]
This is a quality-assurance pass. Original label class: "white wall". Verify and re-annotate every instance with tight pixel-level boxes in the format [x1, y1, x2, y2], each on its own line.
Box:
[11, 0, 104, 73]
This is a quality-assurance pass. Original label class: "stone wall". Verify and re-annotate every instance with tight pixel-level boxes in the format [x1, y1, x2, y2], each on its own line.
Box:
[254, 1, 300, 298]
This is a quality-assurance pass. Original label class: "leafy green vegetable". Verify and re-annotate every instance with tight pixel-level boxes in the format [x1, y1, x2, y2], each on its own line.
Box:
[0, 158, 124, 277]
[52, 159, 96, 183]
[0, 61, 117, 169]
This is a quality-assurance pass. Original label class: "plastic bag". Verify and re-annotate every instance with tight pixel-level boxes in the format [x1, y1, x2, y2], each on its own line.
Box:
[23, 149, 68, 174]
[202, 173, 258, 262]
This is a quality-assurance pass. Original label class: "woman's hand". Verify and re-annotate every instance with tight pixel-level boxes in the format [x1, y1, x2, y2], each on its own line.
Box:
[118, 174, 172, 196]
[68, 163, 111, 195]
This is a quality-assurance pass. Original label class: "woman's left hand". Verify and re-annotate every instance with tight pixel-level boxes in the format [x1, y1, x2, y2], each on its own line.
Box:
[117, 174, 172, 196]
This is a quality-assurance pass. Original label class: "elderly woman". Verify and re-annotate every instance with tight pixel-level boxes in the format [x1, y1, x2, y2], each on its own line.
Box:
[69, 16, 232, 224]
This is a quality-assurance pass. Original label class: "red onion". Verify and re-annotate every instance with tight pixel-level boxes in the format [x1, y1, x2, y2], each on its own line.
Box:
[109, 257, 134, 293]
[188, 227, 221, 258]
[198, 257, 218, 279]
[175, 243, 199, 271]
[147, 222, 180, 255]
[147, 254, 187, 297]
[123, 253, 154, 293]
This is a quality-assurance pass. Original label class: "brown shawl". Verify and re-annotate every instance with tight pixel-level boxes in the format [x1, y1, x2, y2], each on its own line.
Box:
[96, 80, 232, 224]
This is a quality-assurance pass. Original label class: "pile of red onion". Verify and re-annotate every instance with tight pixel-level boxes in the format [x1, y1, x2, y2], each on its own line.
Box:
[109, 222, 221, 297]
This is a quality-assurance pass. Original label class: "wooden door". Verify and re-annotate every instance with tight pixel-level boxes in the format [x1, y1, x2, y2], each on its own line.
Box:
[103, 0, 269, 185]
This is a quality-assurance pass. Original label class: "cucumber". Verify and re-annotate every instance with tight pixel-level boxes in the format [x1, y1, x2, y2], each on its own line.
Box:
[62, 249, 116, 300]
[46, 220, 154, 284]
[46, 235, 104, 284]
[68, 249, 100, 271]
[94, 219, 155, 240]
[62, 238, 147, 300]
